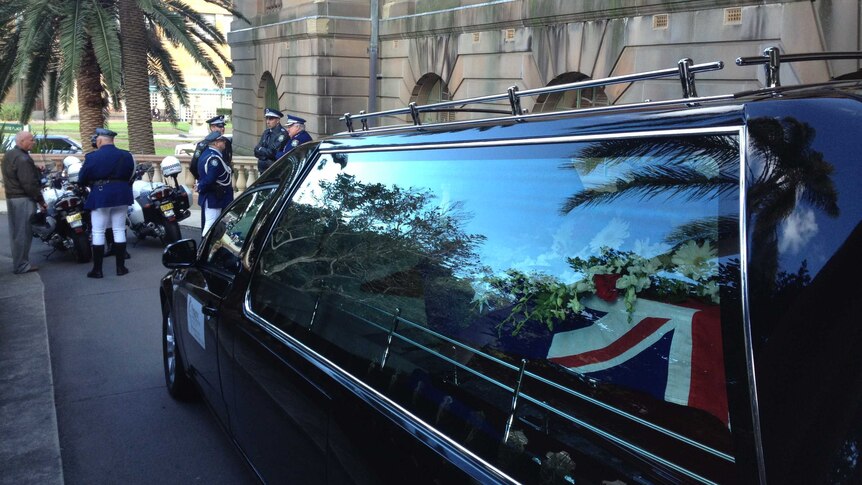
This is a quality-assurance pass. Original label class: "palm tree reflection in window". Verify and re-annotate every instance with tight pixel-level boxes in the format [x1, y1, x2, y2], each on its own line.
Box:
[561, 117, 838, 299]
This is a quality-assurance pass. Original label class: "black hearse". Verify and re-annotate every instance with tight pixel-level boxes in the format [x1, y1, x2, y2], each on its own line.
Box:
[161, 49, 862, 484]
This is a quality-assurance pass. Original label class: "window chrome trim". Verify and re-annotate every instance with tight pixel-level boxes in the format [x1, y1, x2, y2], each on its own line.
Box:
[246, 126, 747, 483]
[242, 294, 519, 485]
[321, 126, 743, 154]
[351, 303, 734, 462]
[738, 125, 768, 483]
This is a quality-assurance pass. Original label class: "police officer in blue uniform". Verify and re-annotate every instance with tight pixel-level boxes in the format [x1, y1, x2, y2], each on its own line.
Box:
[274, 114, 313, 160]
[78, 128, 135, 278]
[190, 114, 232, 181]
[253, 107, 289, 173]
[197, 131, 234, 236]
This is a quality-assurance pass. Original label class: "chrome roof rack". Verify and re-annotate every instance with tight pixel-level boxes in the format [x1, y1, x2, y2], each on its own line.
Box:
[736, 47, 862, 88]
[341, 57, 724, 132]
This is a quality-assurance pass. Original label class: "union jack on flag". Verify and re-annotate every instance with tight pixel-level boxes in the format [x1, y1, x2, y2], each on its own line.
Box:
[466, 294, 728, 425]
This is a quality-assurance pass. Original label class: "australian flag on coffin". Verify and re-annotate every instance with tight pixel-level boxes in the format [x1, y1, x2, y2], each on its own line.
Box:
[462, 294, 728, 425]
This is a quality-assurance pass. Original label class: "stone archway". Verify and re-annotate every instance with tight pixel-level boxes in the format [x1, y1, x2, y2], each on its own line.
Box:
[257, 72, 279, 133]
[410, 73, 452, 123]
[532, 72, 609, 113]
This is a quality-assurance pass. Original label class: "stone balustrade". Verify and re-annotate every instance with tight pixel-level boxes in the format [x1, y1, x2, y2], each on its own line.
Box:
[0, 153, 261, 200]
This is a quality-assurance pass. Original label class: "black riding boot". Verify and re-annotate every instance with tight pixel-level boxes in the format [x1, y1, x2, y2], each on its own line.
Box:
[87, 245, 104, 278]
[115, 242, 129, 275]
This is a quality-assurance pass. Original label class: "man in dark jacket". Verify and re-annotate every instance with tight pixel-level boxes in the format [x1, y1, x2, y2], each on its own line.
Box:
[253, 107, 289, 173]
[2, 131, 47, 274]
[190, 114, 232, 181]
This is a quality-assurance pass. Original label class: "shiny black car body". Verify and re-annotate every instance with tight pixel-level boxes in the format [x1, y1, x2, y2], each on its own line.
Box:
[160, 56, 862, 484]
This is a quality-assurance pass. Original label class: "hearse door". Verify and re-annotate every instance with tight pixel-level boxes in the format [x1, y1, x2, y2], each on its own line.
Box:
[224, 163, 336, 484]
[177, 246, 234, 425]
[183, 189, 279, 431]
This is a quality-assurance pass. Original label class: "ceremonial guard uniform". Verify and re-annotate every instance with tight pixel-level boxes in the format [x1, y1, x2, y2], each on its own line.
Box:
[78, 128, 135, 278]
[197, 131, 234, 235]
[253, 107, 289, 173]
[275, 114, 313, 160]
[190, 114, 232, 180]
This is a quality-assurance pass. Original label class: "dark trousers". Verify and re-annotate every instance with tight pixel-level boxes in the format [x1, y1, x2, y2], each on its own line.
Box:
[7, 197, 36, 273]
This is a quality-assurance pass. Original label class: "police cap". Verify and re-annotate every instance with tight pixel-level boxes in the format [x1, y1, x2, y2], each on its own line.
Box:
[204, 131, 228, 143]
[264, 107, 283, 119]
[206, 114, 226, 126]
[94, 127, 118, 137]
[284, 115, 306, 126]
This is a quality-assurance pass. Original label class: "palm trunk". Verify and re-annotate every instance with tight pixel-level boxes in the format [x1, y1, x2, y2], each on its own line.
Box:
[119, 0, 155, 155]
[77, 41, 107, 154]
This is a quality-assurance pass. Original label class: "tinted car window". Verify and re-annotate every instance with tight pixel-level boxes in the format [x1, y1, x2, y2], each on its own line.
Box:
[249, 133, 741, 483]
[742, 103, 862, 482]
[203, 188, 275, 272]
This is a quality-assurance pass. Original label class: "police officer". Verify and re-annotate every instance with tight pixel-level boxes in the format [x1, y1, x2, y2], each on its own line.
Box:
[274, 114, 313, 159]
[197, 131, 234, 236]
[190, 114, 232, 181]
[78, 128, 135, 278]
[253, 107, 289, 173]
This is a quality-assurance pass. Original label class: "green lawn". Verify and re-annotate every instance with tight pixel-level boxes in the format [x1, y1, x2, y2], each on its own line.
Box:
[19, 120, 225, 156]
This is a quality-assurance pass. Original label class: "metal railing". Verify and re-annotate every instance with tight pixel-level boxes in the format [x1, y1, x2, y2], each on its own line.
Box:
[0, 154, 262, 201]
[736, 47, 862, 88]
[340, 57, 725, 132]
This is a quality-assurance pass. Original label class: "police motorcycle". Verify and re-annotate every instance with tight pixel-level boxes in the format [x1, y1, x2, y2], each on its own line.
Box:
[127, 156, 192, 245]
[31, 156, 92, 263]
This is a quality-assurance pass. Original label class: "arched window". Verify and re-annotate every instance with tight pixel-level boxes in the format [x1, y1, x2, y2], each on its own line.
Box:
[410, 73, 451, 123]
[532, 72, 609, 113]
[260, 72, 279, 112]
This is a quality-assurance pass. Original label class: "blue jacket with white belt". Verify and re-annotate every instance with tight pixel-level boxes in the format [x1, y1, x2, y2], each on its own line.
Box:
[197, 146, 234, 209]
[78, 145, 134, 210]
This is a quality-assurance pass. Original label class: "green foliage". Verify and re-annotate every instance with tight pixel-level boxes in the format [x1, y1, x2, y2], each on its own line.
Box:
[0, 123, 12, 151]
[0, 104, 22, 121]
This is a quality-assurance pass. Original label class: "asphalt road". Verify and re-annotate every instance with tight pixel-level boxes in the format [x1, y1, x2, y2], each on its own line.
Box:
[0, 215, 256, 484]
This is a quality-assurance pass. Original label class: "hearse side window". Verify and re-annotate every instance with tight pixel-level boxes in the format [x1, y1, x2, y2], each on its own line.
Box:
[202, 188, 275, 272]
[742, 110, 862, 483]
[249, 134, 741, 483]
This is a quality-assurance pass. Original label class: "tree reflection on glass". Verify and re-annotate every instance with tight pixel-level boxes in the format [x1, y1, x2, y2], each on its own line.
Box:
[261, 172, 486, 325]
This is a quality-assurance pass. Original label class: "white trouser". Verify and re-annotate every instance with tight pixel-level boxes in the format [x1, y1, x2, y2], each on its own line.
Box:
[202, 199, 222, 236]
[91, 206, 127, 245]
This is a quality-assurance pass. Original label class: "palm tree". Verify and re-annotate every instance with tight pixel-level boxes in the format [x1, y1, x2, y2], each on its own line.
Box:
[0, 0, 123, 148]
[119, 0, 244, 154]
[1, 0, 243, 154]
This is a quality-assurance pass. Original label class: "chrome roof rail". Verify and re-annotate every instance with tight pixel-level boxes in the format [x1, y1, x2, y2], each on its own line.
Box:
[341, 57, 724, 132]
[736, 47, 862, 88]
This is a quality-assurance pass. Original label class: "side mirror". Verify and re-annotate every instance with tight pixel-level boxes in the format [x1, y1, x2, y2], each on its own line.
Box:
[163, 239, 197, 268]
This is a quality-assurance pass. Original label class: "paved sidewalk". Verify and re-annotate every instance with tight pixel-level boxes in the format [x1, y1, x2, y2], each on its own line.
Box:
[0, 255, 64, 485]
[0, 199, 198, 485]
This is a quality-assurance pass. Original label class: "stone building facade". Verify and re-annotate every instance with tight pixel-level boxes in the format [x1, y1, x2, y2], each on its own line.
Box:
[227, 0, 861, 155]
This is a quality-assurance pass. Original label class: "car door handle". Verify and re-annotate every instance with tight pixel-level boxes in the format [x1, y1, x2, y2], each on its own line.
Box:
[202, 305, 219, 317]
